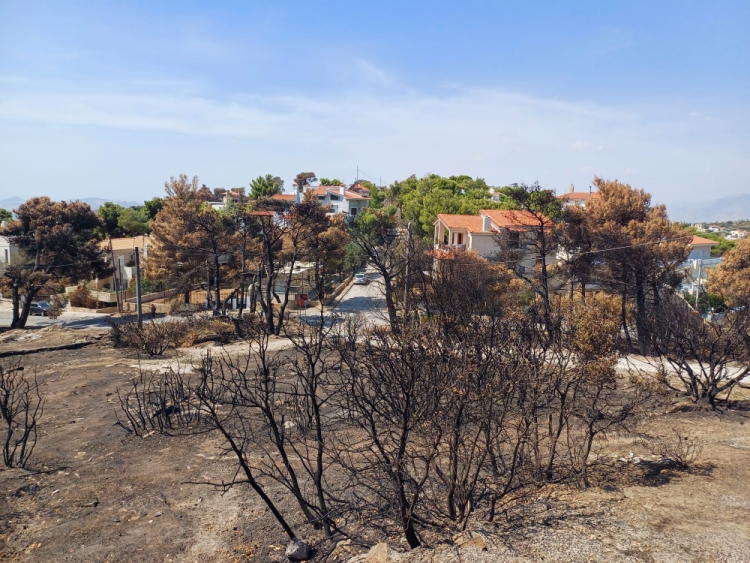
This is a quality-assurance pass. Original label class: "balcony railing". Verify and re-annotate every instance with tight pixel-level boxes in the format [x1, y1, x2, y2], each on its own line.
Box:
[434, 242, 467, 251]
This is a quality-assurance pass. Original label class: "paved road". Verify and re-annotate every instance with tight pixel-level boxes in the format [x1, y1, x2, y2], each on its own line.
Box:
[0, 310, 113, 329]
[333, 270, 391, 326]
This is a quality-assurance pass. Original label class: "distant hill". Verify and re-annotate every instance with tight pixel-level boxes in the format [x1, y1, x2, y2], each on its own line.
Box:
[0, 196, 140, 212]
[667, 194, 750, 223]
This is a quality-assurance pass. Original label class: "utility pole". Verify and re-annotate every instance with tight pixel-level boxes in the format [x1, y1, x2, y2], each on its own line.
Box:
[694, 259, 703, 309]
[206, 260, 211, 309]
[404, 222, 412, 319]
[134, 247, 143, 328]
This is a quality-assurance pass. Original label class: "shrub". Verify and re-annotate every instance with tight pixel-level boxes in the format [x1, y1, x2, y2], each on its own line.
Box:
[110, 319, 187, 356]
[69, 285, 97, 308]
[643, 427, 704, 469]
[47, 294, 68, 319]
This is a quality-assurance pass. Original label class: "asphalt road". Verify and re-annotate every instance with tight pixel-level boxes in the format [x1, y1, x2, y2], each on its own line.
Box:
[331, 270, 391, 326]
[0, 310, 113, 329]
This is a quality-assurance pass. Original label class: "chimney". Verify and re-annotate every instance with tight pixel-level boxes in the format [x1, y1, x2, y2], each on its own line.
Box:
[569, 184, 574, 193]
[340, 185, 345, 196]
[482, 215, 492, 233]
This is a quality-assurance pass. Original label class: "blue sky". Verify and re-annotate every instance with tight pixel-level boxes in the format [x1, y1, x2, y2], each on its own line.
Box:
[0, 1, 748, 206]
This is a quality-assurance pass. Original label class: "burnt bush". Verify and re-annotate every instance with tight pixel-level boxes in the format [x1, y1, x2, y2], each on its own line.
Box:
[0, 359, 44, 468]
[115, 365, 203, 436]
[642, 428, 704, 469]
[109, 318, 185, 356]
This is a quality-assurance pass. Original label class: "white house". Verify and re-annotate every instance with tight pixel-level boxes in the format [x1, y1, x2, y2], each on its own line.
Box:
[0, 235, 21, 273]
[687, 235, 718, 261]
[433, 209, 555, 273]
[207, 190, 244, 210]
[557, 185, 601, 208]
[272, 184, 371, 219]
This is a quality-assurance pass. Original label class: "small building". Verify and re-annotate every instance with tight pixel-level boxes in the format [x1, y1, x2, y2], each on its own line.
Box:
[273, 185, 371, 219]
[687, 235, 718, 261]
[558, 185, 601, 208]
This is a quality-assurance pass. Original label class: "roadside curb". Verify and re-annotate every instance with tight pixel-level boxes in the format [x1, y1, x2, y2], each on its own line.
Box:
[329, 278, 355, 311]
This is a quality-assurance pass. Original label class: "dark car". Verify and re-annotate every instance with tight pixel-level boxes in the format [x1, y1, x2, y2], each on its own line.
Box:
[29, 301, 50, 316]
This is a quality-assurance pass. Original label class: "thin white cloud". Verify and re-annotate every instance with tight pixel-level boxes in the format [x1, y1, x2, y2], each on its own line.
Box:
[0, 83, 747, 203]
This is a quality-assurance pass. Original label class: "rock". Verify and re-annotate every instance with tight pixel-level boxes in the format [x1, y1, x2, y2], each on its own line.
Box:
[458, 535, 487, 551]
[365, 542, 401, 562]
[155, 511, 163, 517]
[285, 537, 311, 561]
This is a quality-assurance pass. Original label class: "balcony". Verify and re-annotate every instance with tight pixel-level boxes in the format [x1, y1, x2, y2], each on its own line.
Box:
[434, 242, 467, 251]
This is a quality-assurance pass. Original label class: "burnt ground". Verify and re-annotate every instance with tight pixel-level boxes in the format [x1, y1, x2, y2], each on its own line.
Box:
[1, 330, 749, 562]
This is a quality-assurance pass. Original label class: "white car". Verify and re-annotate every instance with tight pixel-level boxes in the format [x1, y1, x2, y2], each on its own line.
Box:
[353, 273, 368, 285]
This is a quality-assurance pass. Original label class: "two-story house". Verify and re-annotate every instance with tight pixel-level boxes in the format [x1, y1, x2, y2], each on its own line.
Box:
[433, 209, 556, 273]
[558, 185, 601, 208]
[272, 184, 371, 219]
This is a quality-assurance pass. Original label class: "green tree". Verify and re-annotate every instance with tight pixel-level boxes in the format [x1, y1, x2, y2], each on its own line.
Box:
[319, 177, 343, 186]
[118, 206, 150, 236]
[249, 175, 284, 199]
[143, 197, 164, 220]
[0, 208, 11, 222]
[0, 197, 110, 328]
[390, 174, 514, 237]
[97, 202, 123, 237]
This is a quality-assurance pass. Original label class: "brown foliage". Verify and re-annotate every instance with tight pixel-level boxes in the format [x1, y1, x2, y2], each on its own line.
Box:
[68, 285, 97, 308]
[708, 237, 750, 306]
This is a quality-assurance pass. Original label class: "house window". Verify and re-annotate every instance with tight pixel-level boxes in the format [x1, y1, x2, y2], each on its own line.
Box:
[508, 231, 521, 248]
[456, 233, 463, 245]
[351, 207, 358, 216]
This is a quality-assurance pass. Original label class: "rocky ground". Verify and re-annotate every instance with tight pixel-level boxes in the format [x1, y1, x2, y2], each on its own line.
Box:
[1, 326, 749, 562]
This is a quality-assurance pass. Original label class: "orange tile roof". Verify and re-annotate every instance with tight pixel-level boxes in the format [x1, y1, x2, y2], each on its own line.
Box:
[479, 209, 553, 228]
[271, 193, 296, 201]
[103, 236, 154, 251]
[559, 191, 601, 200]
[435, 214, 487, 233]
[690, 235, 718, 246]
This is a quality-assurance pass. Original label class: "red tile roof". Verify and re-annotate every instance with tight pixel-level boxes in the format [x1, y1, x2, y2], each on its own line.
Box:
[271, 193, 296, 201]
[479, 209, 553, 228]
[690, 235, 718, 246]
[559, 191, 601, 200]
[435, 214, 487, 233]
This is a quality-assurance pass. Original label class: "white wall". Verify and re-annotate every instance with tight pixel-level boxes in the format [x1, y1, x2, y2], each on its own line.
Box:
[0, 236, 22, 266]
[468, 233, 498, 258]
[688, 245, 713, 261]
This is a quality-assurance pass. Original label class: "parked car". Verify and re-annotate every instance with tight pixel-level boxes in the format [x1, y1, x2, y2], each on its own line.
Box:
[29, 301, 50, 316]
[353, 273, 368, 285]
